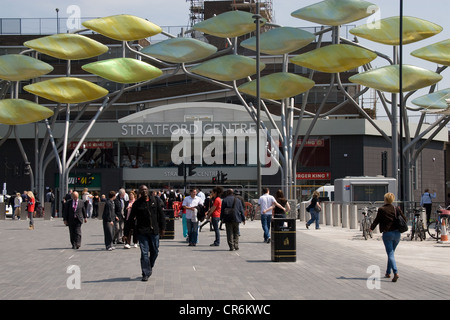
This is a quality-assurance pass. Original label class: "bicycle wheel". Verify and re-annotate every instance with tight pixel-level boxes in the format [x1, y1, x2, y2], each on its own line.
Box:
[361, 219, 368, 240]
[417, 222, 425, 241]
[410, 220, 416, 240]
[367, 217, 373, 238]
[427, 220, 440, 240]
[419, 221, 426, 240]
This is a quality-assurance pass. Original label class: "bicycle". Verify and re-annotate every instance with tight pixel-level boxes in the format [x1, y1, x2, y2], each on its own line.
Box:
[409, 208, 426, 241]
[245, 202, 256, 221]
[360, 205, 377, 240]
[427, 206, 450, 241]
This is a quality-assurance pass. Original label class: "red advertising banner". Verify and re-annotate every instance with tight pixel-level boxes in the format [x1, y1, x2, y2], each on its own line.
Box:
[69, 141, 114, 149]
[296, 172, 330, 180]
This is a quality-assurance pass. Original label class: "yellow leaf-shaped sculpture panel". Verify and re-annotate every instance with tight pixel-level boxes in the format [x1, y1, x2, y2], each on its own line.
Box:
[190, 55, 265, 82]
[24, 77, 109, 104]
[411, 88, 450, 110]
[349, 65, 442, 93]
[82, 58, 162, 84]
[411, 39, 450, 66]
[141, 38, 217, 63]
[0, 99, 53, 125]
[291, 0, 378, 26]
[193, 11, 265, 38]
[238, 72, 315, 100]
[241, 27, 315, 55]
[290, 44, 377, 73]
[82, 15, 162, 41]
[349, 16, 442, 45]
[24, 34, 108, 60]
[0, 54, 53, 81]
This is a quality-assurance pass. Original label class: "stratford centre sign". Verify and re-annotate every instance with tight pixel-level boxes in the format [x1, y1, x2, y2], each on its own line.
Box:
[120, 122, 258, 137]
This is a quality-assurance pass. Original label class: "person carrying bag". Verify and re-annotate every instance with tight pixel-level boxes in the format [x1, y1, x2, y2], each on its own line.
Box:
[220, 189, 245, 251]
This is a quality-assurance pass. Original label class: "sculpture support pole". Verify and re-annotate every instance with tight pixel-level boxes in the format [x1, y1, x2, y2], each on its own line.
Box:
[391, 47, 399, 194]
[254, 1, 262, 198]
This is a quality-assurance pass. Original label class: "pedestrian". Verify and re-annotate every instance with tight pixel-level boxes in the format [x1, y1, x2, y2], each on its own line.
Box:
[45, 188, 56, 218]
[102, 191, 116, 251]
[182, 188, 203, 246]
[265, 189, 291, 229]
[306, 191, 322, 230]
[123, 191, 137, 249]
[221, 189, 246, 251]
[63, 191, 87, 249]
[13, 192, 22, 220]
[257, 187, 286, 243]
[207, 187, 223, 246]
[113, 188, 127, 245]
[129, 185, 166, 281]
[369, 192, 407, 283]
[420, 188, 436, 225]
[92, 191, 100, 219]
[199, 192, 212, 232]
[26, 191, 35, 230]
[82, 188, 93, 218]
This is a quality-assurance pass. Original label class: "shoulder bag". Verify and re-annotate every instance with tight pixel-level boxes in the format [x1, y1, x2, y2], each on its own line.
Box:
[394, 206, 408, 233]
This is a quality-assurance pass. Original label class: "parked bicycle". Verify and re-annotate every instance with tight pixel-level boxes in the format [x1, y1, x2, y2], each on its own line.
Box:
[427, 206, 450, 240]
[245, 202, 256, 221]
[360, 204, 377, 240]
[408, 208, 426, 241]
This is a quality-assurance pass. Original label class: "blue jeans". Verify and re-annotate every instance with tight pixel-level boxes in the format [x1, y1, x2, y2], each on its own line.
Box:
[261, 214, 272, 242]
[137, 233, 160, 277]
[382, 231, 401, 275]
[307, 208, 320, 229]
[186, 220, 199, 244]
[211, 217, 220, 245]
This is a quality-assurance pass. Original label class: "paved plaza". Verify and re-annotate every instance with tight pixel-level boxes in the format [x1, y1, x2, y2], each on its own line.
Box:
[1, 216, 450, 302]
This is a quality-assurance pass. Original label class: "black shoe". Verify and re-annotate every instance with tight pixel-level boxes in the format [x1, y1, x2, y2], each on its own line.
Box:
[267, 238, 271, 244]
[306, 223, 310, 229]
[210, 243, 219, 246]
[141, 275, 149, 282]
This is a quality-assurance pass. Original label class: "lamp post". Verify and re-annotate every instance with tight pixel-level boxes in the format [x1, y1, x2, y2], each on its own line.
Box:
[399, 0, 404, 209]
[55, 8, 60, 34]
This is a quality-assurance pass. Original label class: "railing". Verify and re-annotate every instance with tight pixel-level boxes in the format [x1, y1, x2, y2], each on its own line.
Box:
[0, 17, 355, 39]
[297, 201, 447, 232]
[0, 17, 186, 40]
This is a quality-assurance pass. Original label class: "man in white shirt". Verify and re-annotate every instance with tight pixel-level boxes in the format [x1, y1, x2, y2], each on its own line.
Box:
[257, 187, 285, 243]
[182, 188, 204, 246]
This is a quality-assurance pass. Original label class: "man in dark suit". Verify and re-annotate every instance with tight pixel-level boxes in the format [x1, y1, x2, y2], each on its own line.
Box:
[63, 191, 87, 249]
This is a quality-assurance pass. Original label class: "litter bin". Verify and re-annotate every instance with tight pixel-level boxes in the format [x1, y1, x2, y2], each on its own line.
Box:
[271, 218, 296, 262]
[162, 209, 175, 239]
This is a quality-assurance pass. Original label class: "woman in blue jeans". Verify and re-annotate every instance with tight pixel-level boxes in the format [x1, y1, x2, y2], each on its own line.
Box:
[370, 192, 407, 282]
[306, 191, 321, 229]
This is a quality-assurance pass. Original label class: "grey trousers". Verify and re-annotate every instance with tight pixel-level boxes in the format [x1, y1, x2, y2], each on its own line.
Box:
[225, 222, 239, 250]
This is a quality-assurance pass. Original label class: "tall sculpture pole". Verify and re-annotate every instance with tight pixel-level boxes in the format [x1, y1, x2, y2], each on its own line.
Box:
[254, 1, 262, 197]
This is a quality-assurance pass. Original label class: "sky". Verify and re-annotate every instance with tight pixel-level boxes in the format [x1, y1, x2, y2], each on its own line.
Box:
[1, 0, 449, 120]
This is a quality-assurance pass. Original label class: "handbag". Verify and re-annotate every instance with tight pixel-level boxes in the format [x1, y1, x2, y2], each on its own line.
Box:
[394, 206, 408, 233]
[315, 203, 322, 212]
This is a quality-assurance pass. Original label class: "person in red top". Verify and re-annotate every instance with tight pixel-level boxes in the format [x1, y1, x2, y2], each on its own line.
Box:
[207, 186, 223, 247]
[27, 191, 36, 230]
